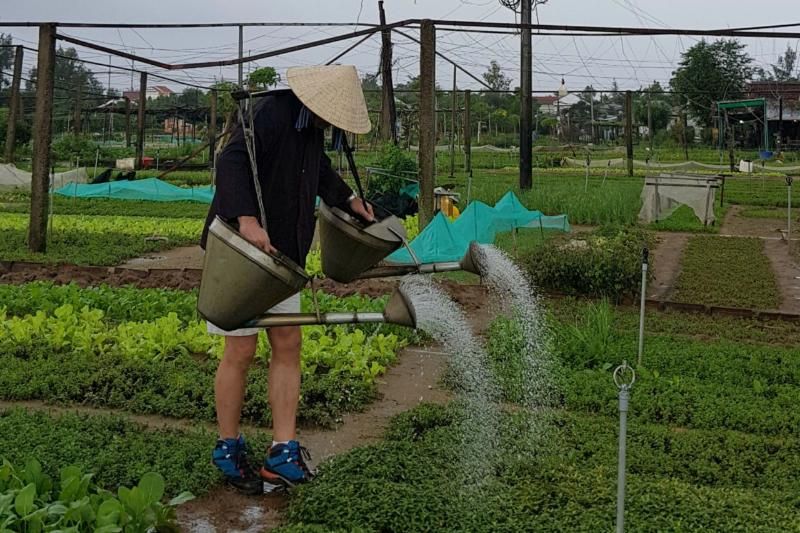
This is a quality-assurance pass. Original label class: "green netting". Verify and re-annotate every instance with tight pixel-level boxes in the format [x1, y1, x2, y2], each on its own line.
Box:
[388, 191, 569, 264]
[54, 178, 214, 204]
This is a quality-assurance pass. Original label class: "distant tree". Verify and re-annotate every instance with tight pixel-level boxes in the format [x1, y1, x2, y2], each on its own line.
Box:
[27, 47, 107, 133]
[670, 39, 754, 127]
[0, 34, 12, 88]
[482, 60, 511, 91]
[635, 81, 672, 133]
[771, 45, 798, 81]
[247, 66, 280, 90]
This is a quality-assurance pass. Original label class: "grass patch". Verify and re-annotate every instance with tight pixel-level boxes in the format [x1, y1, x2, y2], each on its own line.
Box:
[0, 213, 202, 265]
[671, 236, 781, 309]
[0, 195, 210, 218]
[649, 203, 729, 233]
[740, 207, 794, 219]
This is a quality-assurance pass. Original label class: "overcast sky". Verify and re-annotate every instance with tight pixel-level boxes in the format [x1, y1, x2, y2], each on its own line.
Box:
[2, 0, 798, 94]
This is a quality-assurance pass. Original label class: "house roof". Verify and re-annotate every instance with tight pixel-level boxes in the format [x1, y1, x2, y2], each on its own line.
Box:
[534, 95, 558, 105]
[747, 81, 800, 100]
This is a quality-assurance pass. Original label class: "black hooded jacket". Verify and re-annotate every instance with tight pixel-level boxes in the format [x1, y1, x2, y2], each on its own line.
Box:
[200, 90, 353, 267]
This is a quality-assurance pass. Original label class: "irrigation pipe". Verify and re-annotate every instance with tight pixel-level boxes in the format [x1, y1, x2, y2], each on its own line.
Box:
[613, 361, 636, 533]
[637, 248, 648, 367]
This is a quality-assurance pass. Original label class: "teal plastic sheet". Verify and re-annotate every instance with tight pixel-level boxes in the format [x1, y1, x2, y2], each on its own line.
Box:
[54, 178, 214, 204]
[388, 191, 570, 264]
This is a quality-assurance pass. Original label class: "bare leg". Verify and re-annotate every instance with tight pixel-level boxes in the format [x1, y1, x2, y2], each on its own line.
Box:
[215, 334, 258, 439]
[267, 326, 302, 442]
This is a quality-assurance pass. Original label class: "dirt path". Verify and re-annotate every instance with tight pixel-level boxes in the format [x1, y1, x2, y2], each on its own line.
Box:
[120, 245, 205, 270]
[720, 205, 785, 238]
[648, 232, 690, 301]
[762, 239, 800, 314]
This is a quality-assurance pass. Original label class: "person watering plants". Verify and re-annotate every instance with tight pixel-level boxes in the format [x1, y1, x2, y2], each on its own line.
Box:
[200, 65, 374, 494]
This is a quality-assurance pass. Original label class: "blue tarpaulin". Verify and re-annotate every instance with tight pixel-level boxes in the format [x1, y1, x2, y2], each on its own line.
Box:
[54, 178, 215, 204]
[388, 191, 569, 264]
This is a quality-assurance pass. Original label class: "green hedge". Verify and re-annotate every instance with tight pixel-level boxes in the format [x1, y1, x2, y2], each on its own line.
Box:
[522, 226, 652, 300]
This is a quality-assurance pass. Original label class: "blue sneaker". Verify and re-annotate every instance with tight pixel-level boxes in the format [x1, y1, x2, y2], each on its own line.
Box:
[260, 440, 314, 490]
[212, 435, 263, 495]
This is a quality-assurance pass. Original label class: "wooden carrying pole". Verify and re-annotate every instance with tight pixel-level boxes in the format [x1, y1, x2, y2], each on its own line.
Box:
[418, 19, 436, 229]
[135, 72, 147, 169]
[378, 1, 397, 143]
[28, 23, 57, 253]
[3, 45, 23, 163]
[124, 96, 132, 147]
[208, 89, 218, 177]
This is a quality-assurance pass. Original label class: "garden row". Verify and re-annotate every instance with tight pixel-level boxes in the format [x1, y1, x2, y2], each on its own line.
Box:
[276, 299, 800, 531]
[0, 283, 417, 427]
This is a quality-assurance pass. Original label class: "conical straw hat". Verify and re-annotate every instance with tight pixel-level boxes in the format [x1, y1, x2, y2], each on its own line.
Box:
[287, 65, 372, 134]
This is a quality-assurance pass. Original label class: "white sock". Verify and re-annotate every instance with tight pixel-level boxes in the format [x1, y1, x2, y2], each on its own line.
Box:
[272, 440, 290, 448]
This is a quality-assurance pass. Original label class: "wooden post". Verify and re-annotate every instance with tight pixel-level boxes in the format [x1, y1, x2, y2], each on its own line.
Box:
[726, 110, 735, 173]
[124, 96, 132, 147]
[519, 0, 533, 189]
[378, 0, 397, 143]
[3, 45, 23, 163]
[449, 65, 456, 178]
[28, 23, 57, 253]
[136, 72, 147, 169]
[418, 19, 436, 229]
[464, 89, 472, 173]
[73, 85, 82, 135]
[208, 89, 218, 175]
[625, 90, 634, 178]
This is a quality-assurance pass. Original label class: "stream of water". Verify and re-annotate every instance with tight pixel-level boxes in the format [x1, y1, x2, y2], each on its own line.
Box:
[399, 275, 501, 483]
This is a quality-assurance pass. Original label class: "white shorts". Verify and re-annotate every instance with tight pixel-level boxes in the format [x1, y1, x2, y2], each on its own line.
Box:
[206, 293, 302, 337]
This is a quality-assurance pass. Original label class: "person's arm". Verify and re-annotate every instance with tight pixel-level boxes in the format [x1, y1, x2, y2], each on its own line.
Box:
[318, 152, 375, 221]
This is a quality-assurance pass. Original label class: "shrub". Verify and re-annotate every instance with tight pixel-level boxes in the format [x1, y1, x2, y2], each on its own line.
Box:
[370, 142, 417, 194]
[523, 225, 652, 300]
[52, 134, 108, 163]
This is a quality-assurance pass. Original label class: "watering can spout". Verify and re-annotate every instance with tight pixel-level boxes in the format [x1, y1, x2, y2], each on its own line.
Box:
[458, 241, 485, 276]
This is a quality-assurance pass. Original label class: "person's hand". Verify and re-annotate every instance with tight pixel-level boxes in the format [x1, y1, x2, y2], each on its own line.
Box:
[238, 216, 277, 254]
[349, 197, 375, 222]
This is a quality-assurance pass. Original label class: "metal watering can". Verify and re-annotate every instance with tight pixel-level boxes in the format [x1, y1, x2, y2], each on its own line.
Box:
[197, 90, 482, 332]
[197, 215, 483, 331]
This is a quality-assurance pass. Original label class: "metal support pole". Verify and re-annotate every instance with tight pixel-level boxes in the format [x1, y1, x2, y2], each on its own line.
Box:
[637, 247, 648, 367]
[29, 23, 57, 254]
[4, 45, 23, 163]
[625, 90, 633, 178]
[238, 25, 244, 86]
[135, 72, 147, 170]
[614, 362, 636, 533]
[418, 19, 436, 229]
[519, 0, 533, 189]
[378, 0, 397, 143]
[778, 96, 784, 153]
[647, 89, 653, 151]
[124, 96, 132, 148]
[449, 65, 457, 178]
[464, 89, 472, 173]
